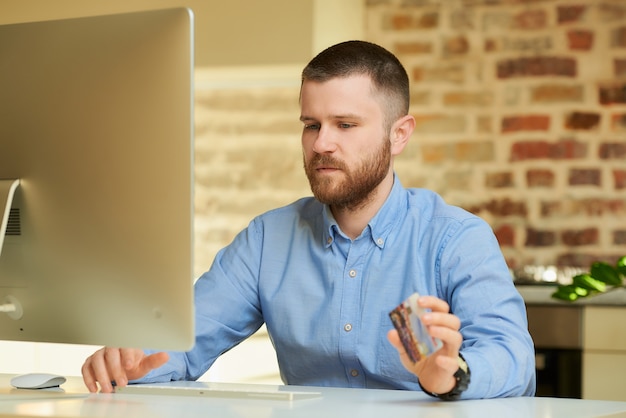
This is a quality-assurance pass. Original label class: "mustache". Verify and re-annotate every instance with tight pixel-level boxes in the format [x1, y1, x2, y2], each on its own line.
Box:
[307, 154, 347, 170]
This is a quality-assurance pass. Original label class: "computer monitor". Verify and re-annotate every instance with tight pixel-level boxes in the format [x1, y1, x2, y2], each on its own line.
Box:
[0, 8, 195, 351]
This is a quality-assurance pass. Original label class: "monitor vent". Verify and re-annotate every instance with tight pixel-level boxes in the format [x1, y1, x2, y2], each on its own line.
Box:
[6, 208, 21, 236]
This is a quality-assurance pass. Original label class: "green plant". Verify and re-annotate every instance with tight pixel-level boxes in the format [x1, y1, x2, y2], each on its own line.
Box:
[551, 255, 626, 302]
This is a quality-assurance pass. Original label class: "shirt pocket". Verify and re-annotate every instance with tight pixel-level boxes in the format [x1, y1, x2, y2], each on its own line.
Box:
[376, 312, 419, 383]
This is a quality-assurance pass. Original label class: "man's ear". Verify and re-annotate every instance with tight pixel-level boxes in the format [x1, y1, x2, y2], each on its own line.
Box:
[390, 114, 415, 156]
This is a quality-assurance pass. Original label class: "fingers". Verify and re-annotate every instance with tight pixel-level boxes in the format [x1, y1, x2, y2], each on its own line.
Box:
[417, 295, 451, 315]
[386, 329, 402, 351]
[82, 347, 115, 393]
[141, 351, 170, 372]
[418, 296, 461, 349]
[387, 329, 423, 374]
[81, 348, 168, 393]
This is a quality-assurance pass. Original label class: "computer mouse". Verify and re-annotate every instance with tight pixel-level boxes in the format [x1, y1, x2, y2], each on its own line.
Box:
[10, 373, 66, 390]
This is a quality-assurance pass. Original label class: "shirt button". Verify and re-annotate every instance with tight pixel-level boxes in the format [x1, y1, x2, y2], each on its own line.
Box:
[349, 269, 357, 278]
[327, 237, 333, 245]
[344, 323, 352, 332]
[376, 238, 384, 246]
[350, 369, 359, 377]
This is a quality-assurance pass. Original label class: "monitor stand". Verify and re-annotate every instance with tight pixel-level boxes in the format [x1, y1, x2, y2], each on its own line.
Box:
[0, 179, 19, 258]
[0, 179, 23, 319]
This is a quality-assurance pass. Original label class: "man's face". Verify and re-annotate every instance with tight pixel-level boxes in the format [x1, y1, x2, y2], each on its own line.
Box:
[300, 75, 392, 210]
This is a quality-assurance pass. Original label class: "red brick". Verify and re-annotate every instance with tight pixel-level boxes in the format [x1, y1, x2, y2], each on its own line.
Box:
[421, 144, 447, 164]
[389, 15, 413, 30]
[565, 111, 601, 130]
[614, 230, 626, 245]
[443, 35, 469, 55]
[418, 12, 439, 28]
[611, 113, 626, 131]
[559, 253, 625, 268]
[569, 169, 601, 186]
[511, 141, 551, 161]
[494, 224, 515, 247]
[541, 199, 626, 217]
[600, 84, 626, 105]
[501, 115, 550, 132]
[557, 253, 601, 268]
[421, 141, 494, 164]
[558, 5, 587, 24]
[599, 142, 626, 159]
[387, 12, 438, 30]
[611, 26, 626, 48]
[614, 169, 626, 189]
[599, 3, 626, 22]
[471, 198, 528, 217]
[525, 228, 556, 247]
[561, 228, 599, 246]
[412, 65, 464, 84]
[550, 139, 588, 159]
[531, 84, 584, 103]
[394, 41, 433, 55]
[497, 57, 577, 78]
[527, 169, 555, 187]
[486, 172, 514, 188]
[513, 9, 547, 30]
[484, 38, 497, 52]
[510, 139, 587, 161]
[567, 30, 594, 50]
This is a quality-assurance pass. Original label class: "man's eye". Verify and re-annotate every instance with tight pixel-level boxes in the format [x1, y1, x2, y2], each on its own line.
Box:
[339, 123, 355, 129]
[304, 124, 320, 131]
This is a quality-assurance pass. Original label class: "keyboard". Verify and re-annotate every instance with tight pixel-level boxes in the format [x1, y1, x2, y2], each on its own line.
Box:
[116, 382, 322, 401]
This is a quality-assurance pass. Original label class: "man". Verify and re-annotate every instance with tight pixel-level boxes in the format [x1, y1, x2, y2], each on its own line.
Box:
[82, 40, 535, 400]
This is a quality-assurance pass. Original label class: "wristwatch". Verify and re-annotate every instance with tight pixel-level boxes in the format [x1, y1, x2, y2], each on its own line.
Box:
[419, 354, 471, 401]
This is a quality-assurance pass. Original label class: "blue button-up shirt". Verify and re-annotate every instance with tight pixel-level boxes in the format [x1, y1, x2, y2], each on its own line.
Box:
[141, 176, 535, 399]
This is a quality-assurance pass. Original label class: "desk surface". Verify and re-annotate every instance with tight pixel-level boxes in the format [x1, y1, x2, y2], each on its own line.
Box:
[1, 375, 626, 418]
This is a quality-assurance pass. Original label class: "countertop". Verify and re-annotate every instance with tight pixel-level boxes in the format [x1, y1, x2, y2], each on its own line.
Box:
[2, 375, 626, 418]
[516, 285, 626, 306]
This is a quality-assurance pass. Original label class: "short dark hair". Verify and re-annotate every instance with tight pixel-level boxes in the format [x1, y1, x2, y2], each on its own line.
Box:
[301, 40, 410, 129]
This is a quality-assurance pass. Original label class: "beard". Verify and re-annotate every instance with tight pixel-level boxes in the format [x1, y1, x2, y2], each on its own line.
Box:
[304, 137, 391, 211]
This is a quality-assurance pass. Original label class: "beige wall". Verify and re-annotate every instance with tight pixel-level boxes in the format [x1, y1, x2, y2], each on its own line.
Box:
[0, 0, 316, 67]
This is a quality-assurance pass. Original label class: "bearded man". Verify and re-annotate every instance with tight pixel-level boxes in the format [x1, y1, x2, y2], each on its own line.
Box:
[82, 40, 535, 400]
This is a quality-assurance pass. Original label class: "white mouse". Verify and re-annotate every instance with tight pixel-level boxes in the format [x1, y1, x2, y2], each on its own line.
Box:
[10, 373, 66, 390]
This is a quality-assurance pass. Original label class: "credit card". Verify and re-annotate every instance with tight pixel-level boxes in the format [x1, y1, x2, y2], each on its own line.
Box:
[389, 293, 443, 363]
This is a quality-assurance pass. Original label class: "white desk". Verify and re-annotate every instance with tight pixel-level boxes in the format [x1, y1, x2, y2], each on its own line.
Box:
[1, 375, 626, 418]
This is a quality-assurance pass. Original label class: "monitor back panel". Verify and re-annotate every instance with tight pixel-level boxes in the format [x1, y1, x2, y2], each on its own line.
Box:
[0, 8, 195, 350]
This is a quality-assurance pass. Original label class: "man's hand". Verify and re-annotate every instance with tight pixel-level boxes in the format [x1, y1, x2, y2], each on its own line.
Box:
[81, 347, 169, 393]
[387, 295, 462, 395]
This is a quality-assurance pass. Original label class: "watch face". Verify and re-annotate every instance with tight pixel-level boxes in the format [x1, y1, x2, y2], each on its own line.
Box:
[438, 356, 470, 401]
[457, 355, 469, 373]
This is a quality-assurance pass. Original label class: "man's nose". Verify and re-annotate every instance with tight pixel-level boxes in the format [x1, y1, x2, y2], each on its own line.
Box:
[311, 126, 337, 154]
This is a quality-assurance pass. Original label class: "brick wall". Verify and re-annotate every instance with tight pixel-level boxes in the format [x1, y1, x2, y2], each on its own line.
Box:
[193, 0, 626, 277]
[365, 0, 626, 268]
[193, 79, 306, 276]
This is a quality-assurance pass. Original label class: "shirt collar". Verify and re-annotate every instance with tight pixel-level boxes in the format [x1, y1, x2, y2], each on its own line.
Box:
[322, 174, 405, 249]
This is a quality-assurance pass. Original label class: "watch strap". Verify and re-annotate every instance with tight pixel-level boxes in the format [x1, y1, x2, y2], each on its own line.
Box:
[419, 353, 471, 401]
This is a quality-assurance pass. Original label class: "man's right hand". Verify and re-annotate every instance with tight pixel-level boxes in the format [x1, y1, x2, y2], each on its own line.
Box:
[81, 347, 169, 393]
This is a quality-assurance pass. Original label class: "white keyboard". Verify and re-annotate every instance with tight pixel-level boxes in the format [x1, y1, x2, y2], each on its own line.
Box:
[116, 383, 322, 401]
